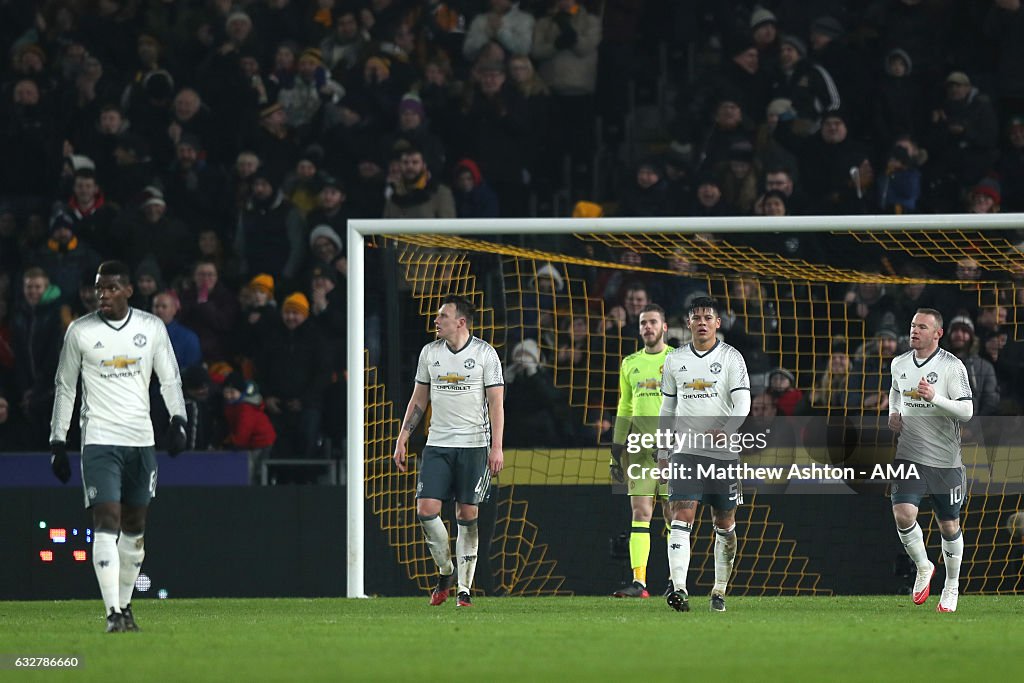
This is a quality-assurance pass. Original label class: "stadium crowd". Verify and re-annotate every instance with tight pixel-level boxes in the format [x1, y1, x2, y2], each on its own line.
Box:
[2, 1, 1024, 457]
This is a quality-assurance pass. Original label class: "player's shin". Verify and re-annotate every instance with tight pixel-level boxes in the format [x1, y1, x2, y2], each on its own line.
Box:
[456, 519, 480, 594]
[668, 522, 692, 595]
[941, 529, 963, 588]
[117, 531, 145, 609]
[93, 530, 121, 615]
[713, 524, 737, 596]
[897, 522, 929, 568]
[629, 521, 651, 586]
[418, 514, 454, 575]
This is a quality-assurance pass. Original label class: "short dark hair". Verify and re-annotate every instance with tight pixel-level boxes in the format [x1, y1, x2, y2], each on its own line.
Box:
[687, 296, 721, 318]
[97, 260, 132, 285]
[916, 307, 943, 328]
[23, 266, 49, 281]
[624, 281, 647, 296]
[442, 294, 475, 326]
[640, 303, 666, 321]
[193, 257, 219, 272]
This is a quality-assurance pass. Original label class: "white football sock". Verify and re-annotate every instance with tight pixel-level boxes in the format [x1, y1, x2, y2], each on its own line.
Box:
[456, 519, 480, 594]
[668, 521, 692, 595]
[93, 530, 120, 615]
[897, 522, 929, 568]
[118, 531, 145, 609]
[713, 523, 737, 595]
[665, 533, 672, 589]
[418, 514, 454, 575]
[941, 529, 964, 588]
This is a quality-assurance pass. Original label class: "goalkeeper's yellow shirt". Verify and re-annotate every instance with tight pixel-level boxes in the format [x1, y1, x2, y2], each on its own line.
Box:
[613, 345, 673, 446]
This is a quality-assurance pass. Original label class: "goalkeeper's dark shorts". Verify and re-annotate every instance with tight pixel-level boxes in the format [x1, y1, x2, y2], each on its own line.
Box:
[417, 445, 490, 505]
[81, 444, 157, 508]
[890, 460, 966, 521]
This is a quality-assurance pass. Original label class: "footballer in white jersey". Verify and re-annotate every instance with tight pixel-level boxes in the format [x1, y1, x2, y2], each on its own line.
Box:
[51, 308, 185, 448]
[889, 347, 972, 469]
[661, 297, 751, 614]
[888, 309, 973, 613]
[661, 338, 750, 461]
[48, 261, 188, 633]
[393, 295, 504, 608]
[414, 335, 503, 448]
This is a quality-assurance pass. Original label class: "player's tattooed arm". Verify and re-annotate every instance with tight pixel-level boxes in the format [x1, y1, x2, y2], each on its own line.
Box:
[404, 405, 424, 433]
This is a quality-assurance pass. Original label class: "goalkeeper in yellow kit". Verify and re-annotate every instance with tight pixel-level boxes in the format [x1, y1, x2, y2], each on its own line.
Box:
[611, 304, 673, 598]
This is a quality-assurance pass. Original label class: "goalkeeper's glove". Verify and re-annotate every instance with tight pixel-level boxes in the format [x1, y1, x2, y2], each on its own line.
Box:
[50, 441, 70, 483]
[166, 415, 188, 456]
[609, 443, 625, 483]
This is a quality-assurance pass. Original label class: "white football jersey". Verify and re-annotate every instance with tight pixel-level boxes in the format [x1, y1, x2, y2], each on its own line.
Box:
[661, 340, 750, 460]
[415, 336, 503, 448]
[50, 309, 186, 447]
[890, 347, 972, 467]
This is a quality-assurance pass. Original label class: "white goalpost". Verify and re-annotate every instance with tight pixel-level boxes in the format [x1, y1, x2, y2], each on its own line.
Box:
[345, 213, 1024, 598]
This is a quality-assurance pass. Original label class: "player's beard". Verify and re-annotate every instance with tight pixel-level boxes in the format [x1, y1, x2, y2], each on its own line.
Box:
[644, 328, 664, 351]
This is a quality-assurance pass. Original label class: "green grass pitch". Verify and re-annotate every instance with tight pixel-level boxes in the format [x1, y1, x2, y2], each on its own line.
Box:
[1, 596, 1022, 681]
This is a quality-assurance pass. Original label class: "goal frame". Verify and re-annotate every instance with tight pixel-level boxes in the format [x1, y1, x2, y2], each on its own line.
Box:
[345, 213, 1024, 597]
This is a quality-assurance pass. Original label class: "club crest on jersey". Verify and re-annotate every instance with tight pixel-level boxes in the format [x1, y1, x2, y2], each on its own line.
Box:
[464, 358, 476, 369]
[710, 362, 722, 374]
[926, 372, 938, 384]
[101, 355, 141, 369]
[133, 333, 147, 348]
[684, 378, 717, 391]
[87, 486, 98, 500]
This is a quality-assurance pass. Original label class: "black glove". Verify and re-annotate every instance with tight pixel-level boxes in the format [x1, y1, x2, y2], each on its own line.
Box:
[50, 441, 70, 484]
[609, 443, 625, 483]
[166, 415, 188, 456]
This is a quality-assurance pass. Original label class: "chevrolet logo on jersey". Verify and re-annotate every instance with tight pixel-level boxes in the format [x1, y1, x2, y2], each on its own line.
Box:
[438, 373, 467, 383]
[903, 388, 923, 400]
[637, 378, 661, 390]
[684, 379, 717, 391]
[101, 355, 141, 369]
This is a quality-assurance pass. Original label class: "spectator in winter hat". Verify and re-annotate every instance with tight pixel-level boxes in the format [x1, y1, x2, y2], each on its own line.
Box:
[968, 177, 1001, 213]
[750, 7, 779, 71]
[452, 159, 500, 218]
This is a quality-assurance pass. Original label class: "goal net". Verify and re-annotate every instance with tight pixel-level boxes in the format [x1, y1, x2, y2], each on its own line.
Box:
[348, 215, 1024, 598]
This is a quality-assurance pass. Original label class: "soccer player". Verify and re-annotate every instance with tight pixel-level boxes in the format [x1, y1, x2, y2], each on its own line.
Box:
[393, 295, 504, 607]
[660, 297, 750, 612]
[610, 304, 673, 598]
[888, 308, 973, 612]
[49, 261, 188, 633]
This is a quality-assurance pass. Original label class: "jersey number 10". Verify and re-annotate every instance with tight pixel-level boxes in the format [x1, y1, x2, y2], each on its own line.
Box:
[949, 485, 963, 506]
